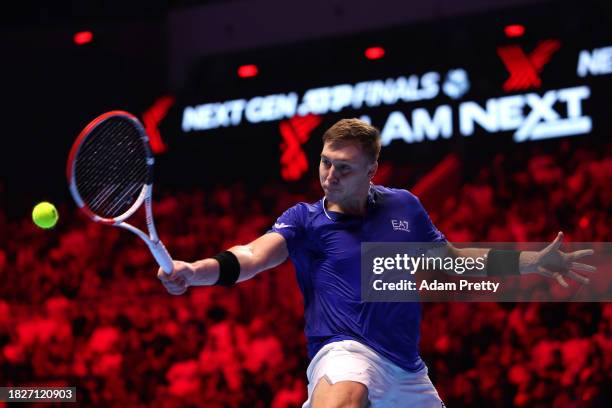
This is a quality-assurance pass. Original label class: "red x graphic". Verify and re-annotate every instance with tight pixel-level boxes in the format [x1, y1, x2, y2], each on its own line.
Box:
[279, 114, 322, 181]
[143, 95, 176, 154]
[497, 39, 561, 92]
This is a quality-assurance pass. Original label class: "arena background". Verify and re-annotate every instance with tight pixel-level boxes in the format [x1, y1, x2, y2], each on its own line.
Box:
[0, 0, 610, 406]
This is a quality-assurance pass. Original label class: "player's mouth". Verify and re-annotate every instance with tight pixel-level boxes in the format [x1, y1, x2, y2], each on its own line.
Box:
[323, 184, 341, 193]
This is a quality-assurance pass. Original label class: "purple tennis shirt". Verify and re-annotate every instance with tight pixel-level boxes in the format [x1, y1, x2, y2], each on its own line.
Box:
[269, 184, 446, 372]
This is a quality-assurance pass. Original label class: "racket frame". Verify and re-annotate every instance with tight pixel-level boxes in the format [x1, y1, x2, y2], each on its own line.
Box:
[67, 110, 173, 273]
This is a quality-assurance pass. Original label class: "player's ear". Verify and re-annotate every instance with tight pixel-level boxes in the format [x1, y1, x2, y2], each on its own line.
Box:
[367, 161, 378, 180]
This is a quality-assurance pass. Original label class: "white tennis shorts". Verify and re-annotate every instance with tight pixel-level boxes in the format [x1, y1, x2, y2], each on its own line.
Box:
[302, 340, 444, 407]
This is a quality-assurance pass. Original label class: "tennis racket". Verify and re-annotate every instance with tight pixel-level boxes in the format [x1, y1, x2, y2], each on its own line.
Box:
[66, 110, 173, 274]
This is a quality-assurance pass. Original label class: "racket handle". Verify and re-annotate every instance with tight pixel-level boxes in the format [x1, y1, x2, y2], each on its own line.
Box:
[149, 239, 174, 274]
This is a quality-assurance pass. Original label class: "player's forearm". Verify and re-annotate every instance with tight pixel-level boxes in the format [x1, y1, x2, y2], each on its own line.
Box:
[189, 245, 263, 286]
[517, 251, 538, 274]
[188, 234, 288, 287]
[189, 258, 220, 286]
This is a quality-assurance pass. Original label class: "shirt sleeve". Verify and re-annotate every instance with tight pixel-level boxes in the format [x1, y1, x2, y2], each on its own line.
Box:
[412, 194, 447, 244]
[267, 203, 307, 255]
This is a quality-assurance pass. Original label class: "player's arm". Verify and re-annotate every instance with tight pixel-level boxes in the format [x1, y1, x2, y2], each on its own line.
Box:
[431, 233, 594, 285]
[158, 232, 289, 295]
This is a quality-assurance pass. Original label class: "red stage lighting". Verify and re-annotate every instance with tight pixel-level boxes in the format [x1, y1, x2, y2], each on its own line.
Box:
[365, 46, 385, 60]
[73, 31, 93, 45]
[504, 24, 525, 38]
[238, 64, 258, 78]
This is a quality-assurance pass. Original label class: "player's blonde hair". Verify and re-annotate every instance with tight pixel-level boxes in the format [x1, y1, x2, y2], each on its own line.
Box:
[322, 118, 381, 163]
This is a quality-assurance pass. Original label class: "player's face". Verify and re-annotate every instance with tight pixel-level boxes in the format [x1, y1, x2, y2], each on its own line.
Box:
[319, 141, 376, 203]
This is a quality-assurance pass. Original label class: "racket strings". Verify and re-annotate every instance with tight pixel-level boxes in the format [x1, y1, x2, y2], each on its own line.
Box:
[77, 123, 147, 185]
[78, 155, 146, 216]
[74, 117, 151, 219]
[78, 132, 146, 195]
[78, 120, 148, 212]
[79, 147, 148, 216]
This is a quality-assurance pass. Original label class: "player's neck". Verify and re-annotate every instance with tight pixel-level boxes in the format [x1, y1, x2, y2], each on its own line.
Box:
[326, 194, 368, 216]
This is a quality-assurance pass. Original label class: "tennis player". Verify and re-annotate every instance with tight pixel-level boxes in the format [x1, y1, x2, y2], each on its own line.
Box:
[158, 119, 594, 407]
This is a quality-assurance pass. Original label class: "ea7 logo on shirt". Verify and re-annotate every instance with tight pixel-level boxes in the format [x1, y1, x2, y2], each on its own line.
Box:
[391, 219, 410, 232]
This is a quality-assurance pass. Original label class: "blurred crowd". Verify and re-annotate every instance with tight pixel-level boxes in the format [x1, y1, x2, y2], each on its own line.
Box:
[0, 140, 610, 407]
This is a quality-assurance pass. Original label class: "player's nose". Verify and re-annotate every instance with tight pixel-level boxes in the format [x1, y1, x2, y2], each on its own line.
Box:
[326, 165, 340, 182]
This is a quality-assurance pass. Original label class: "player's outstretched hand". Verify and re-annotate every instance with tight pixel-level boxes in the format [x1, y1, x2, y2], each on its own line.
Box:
[157, 260, 195, 295]
[524, 232, 596, 287]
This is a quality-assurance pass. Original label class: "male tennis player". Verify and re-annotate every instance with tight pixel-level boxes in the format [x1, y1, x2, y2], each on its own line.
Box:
[158, 119, 594, 407]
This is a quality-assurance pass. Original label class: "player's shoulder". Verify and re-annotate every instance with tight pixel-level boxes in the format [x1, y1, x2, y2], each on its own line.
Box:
[278, 199, 324, 225]
[284, 199, 322, 214]
[372, 184, 421, 206]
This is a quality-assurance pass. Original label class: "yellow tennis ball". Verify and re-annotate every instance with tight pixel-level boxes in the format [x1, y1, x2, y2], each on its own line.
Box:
[32, 202, 59, 229]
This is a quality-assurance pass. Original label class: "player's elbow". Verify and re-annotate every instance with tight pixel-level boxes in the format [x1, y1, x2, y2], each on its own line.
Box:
[229, 235, 289, 282]
[225, 245, 255, 281]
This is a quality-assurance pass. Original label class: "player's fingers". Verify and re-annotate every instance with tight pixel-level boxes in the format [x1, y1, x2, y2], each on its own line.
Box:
[540, 232, 562, 257]
[568, 249, 594, 261]
[157, 268, 171, 281]
[554, 272, 569, 288]
[158, 264, 183, 283]
[158, 261, 190, 295]
[537, 268, 569, 287]
[547, 231, 563, 251]
[567, 270, 590, 285]
[169, 285, 187, 295]
[571, 262, 596, 273]
[536, 268, 553, 278]
[158, 264, 179, 280]
[165, 275, 185, 287]
[167, 287, 184, 296]
[164, 280, 186, 295]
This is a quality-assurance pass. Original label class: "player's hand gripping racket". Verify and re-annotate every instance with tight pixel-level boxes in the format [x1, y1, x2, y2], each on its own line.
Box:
[66, 110, 173, 274]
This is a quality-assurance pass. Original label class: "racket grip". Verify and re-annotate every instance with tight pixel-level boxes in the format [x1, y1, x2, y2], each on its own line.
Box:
[149, 239, 174, 274]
